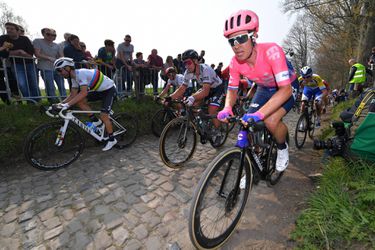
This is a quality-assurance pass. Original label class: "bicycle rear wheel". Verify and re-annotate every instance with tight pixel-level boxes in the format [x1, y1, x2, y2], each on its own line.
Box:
[295, 114, 308, 149]
[266, 134, 286, 186]
[209, 122, 229, 148]
[113, 112, 138, 148]
[159, 117, 196, 168]
[151, 109, 175, 137]
[189, 147, 252, 249]
[24, 121, 84, 170]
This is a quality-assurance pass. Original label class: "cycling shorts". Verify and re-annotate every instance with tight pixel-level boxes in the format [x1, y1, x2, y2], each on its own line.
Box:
[248, 78, 299, 114]
[302, 87, 323, 102]
[87, 86, 117, 113]
[203, 85, 225, 107]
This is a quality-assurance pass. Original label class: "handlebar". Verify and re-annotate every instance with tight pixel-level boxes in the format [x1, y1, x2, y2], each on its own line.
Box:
[45, 105, 69, 119]
[226, 116, 265, 131]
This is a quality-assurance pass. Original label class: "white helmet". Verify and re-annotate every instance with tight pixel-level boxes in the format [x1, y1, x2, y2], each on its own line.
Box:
[54, 57, 75, 70]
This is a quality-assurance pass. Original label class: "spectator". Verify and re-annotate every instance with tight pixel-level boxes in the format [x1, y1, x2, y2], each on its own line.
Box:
[33, 28, 66, 103]
[115, 34, 134, 96]
[97, 39, 115, 78]
[0, 22, 40, 102]
[173, 53, 185, 74]
[79, 42, 93, 61]
[133, 52, 148, 96]
[348, 58, 372, 97]
[147, 49, 163, 96]
[0, 40, 16, 104]
[215, 62, 223, 79]
[368, 47, 375, 87]
[198, 50, 205, 63]
[210, 64, 215, 69]
[63, 34, 85, 68]
[18, 25, 25, 36]
[59, 32, 71, 57]
[160, 55, 175, 85]
[221, 65, 230, 91]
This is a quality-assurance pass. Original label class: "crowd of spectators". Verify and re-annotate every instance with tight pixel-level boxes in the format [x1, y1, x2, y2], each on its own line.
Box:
[0, 22, 230, 104]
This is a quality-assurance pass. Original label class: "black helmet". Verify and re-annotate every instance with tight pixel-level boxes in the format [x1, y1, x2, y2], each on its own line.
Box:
[182, 49, 199, 61]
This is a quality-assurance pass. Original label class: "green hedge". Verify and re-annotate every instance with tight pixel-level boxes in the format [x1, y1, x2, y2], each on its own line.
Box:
[0, 96, 160, 163]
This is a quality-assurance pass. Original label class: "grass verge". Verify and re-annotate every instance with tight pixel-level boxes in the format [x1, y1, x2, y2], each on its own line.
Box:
[292, 99, 375, 249]
[0, 96, 160, 164]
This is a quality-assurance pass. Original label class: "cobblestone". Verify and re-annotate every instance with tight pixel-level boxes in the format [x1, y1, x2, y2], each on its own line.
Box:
[0, 111, 321, 248]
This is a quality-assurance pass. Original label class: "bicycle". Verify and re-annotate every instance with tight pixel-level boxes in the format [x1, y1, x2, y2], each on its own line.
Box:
[24, 106, 138, 170]
[228, 97, 252, 132]
[294, 97, 317, 149]
[188, 117, 286, 249]
[159, 101, 229, 168]
[150, 97, 179, 137]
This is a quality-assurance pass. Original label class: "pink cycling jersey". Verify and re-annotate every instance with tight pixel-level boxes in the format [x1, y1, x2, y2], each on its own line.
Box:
[228, 43, 296, 90]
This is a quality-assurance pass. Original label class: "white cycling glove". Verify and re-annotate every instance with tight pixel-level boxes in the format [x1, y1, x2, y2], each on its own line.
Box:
[185, 96, 195, 106]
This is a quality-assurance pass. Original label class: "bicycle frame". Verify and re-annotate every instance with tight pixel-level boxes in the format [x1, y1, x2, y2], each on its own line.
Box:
[46, 109, 126, 146]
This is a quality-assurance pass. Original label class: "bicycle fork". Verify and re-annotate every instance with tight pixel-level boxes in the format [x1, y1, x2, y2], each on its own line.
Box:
[55, 120, 70, 147]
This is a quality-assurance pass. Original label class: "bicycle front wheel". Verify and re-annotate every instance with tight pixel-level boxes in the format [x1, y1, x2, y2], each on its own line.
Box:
[24, 121, 84, 170]
[294, 114, 308, 149]
[113, 112, 138, 148]
[159, 117, 196, 168]
[189, 147, 252, 249]
[151, 109, 175, 137]
[308, 111, 316, 139]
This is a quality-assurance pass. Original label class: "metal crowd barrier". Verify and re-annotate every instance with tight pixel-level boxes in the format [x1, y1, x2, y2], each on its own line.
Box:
[0, 56, 169, 104]
[114, 65, 164, 100]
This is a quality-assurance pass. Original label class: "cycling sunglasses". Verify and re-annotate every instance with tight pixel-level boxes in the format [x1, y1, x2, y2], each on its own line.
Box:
[183, 60, 193, 66]
[228, 34, 250, 47]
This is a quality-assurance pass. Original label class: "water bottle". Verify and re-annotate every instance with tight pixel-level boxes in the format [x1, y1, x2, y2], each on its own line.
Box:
[86, 122, 97, 133]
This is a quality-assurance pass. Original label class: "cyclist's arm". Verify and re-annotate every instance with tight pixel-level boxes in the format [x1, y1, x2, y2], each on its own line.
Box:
[170, 84, 187, 100]
[159, 83, 172, 98]
[224, 89, 238, 109]
[65, 86, 89, 107]
[258, 84, 292, 117]
[191, 83, 210, 101]
[62, 88, 78, 104]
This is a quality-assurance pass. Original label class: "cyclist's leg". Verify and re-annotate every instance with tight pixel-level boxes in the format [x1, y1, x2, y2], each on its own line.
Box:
[100, 87, 117, 134]
[301, 87, 312, 112]
[208, 86, 225, 128]
[314, 89, 323, 121]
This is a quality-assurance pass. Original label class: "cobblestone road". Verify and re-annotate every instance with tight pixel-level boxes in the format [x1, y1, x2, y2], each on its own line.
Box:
[0, 111, 323, 250]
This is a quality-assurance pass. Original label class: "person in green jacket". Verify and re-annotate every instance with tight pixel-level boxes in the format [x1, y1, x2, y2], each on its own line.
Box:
[348, 58, 372, 98]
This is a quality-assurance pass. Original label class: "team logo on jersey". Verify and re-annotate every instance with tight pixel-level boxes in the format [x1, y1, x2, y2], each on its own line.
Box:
[266, 46, 281, 61]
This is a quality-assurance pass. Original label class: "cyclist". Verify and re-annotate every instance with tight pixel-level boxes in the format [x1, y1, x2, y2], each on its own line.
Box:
[157, 67, 193, 99]
[322, 79, 331, 113]
[169, 49, 224, 131]
[217, 9, 299, 174]
[53, 57, 118, 151]
[298, 66, 327, 127]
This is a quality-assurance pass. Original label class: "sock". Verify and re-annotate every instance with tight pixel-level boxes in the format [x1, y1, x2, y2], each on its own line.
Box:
[89, 114, 99, 122]
[109, 133, 114, 141]
[277, 142, 287, 150]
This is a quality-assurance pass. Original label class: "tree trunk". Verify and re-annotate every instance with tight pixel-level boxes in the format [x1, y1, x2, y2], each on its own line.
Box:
[357, 0, 375, 64]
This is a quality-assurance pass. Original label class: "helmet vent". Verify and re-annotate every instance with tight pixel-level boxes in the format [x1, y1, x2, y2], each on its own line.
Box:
[246, 15, 251, 24]
[237, 15, 241, 27]
[225, 20, 228, 31]
[230, 17, 234, 29]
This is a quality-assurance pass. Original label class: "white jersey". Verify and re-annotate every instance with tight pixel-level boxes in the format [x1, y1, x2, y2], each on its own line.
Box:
[168, 74, 192, 88]
[72, 69, 115, 92]
[183, 64, 222, 89]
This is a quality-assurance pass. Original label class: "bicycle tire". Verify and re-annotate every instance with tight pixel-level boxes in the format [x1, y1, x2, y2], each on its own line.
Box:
[151, 109, 175, 137]
[308, 110, 316, 139]
[159, 117, 197, 168]
[266, 132, 289, 186]
[209, 122, 229, 148]
[295, 114, 308, 149]
[189, 147, 252, 249]
[24, 121, 84, 170]
[113, 112, 138, 148]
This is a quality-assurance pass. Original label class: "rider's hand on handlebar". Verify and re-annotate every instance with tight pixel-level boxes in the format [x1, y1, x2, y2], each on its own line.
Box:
[185, 96, 195, 106]
[241, 111, 264, 125]
[217, 106, 234, 123]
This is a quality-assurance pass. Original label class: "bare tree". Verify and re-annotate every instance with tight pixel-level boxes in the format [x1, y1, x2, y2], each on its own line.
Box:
[0, 1, 28, 34]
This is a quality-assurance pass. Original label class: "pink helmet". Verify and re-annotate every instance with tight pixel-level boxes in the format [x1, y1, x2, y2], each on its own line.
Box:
[223, 10, 259, 38]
